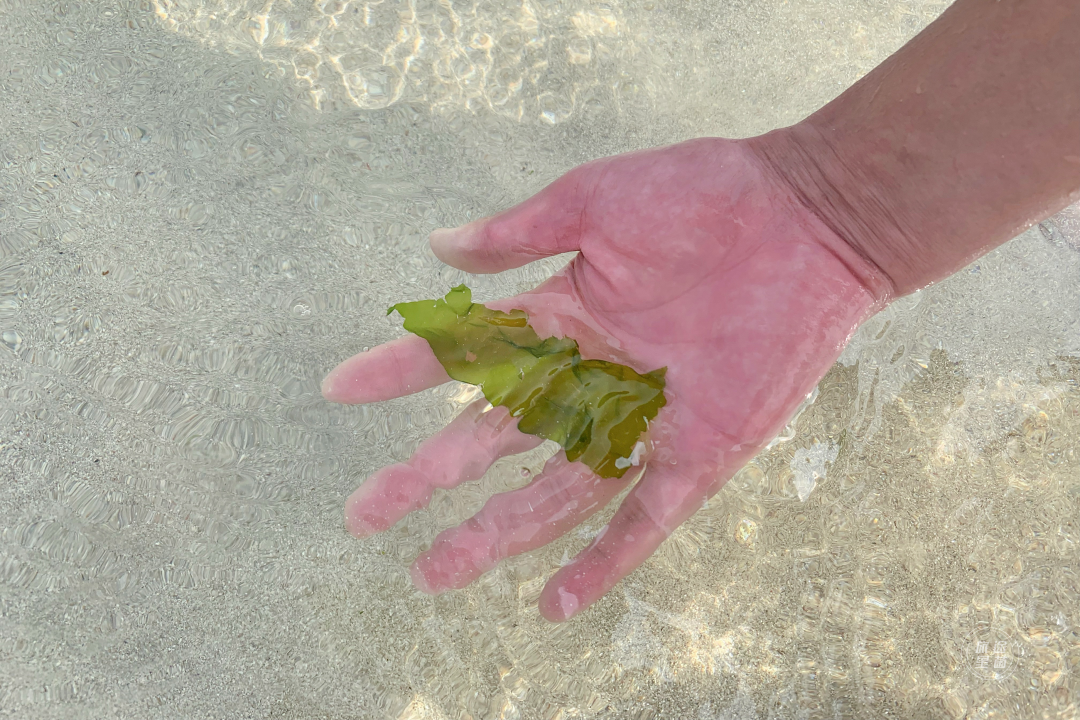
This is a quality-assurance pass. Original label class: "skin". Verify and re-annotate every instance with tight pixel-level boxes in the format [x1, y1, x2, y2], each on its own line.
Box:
[750, 0, 1080, 296]
[323, 0, 1080, 622]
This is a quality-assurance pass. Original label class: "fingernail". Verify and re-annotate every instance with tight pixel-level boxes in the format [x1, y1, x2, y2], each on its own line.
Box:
[556, 587, 580, 620]
[429, 226, 468, 257]
[410, 556, 442, 595]
[344, 493, 385, 538]
[538, 583, 580, 622]
[321, 367, 366, 404]
[320, 371, 338, 401]
[429, 227, 460, 244]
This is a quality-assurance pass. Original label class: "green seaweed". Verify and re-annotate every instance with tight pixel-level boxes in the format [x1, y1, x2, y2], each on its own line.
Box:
[388, 285, 667, 478]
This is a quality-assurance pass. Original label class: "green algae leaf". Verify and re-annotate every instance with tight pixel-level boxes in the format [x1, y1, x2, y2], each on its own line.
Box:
[388, 285, 667, 479]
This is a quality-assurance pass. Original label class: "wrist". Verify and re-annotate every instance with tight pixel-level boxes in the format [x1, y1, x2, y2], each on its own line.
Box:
[745, 122, 933, 301]
[746, 0, 1080, 300]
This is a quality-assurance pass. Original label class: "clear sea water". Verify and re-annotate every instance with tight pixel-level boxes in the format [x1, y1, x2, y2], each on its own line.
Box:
[1, 1, 1079, 718]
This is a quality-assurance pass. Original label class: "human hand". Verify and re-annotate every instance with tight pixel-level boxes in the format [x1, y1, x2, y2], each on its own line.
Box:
[322, 136, 890, 621]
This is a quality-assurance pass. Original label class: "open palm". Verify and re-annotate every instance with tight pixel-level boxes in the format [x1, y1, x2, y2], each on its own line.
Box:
[322, 137, 888, 621]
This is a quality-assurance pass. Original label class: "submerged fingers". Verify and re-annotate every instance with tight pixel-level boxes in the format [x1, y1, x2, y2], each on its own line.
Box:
[326, 289, 708, 619]
[344, 399, 543, 537]
[537, 464, 711, 622]
[322, 335, 450, 404]
[410, 453, 634, 594]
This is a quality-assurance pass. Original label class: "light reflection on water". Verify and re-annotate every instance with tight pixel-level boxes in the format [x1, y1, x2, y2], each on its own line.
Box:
[1, 0, 1078, 718]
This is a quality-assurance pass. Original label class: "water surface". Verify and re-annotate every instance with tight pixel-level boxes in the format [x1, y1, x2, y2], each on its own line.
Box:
[1, 1, 1078, 718]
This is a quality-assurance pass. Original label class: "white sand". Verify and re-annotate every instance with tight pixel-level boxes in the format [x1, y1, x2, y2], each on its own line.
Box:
[1, 0, 1077, 717]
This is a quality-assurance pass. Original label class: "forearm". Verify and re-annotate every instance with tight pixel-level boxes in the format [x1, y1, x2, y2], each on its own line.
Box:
[749, 0, 1080, 299]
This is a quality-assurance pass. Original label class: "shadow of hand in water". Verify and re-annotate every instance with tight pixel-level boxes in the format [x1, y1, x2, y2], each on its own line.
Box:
[322, 136, 886, 621]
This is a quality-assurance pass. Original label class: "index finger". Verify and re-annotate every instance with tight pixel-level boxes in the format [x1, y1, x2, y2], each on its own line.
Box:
[322, 334, 450, 404]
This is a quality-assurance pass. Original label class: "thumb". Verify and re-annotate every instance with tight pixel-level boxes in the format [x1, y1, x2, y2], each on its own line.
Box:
[430, 167, 591, 273]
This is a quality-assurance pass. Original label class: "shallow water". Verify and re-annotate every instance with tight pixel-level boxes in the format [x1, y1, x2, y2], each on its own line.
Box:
[1, 1, 1078, 718]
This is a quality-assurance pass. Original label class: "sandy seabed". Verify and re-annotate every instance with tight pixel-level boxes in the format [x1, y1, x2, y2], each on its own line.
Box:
[1, 1, 1079, 718]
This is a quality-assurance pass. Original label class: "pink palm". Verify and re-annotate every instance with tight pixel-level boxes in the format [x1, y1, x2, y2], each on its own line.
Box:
[322, 137, 889, 621]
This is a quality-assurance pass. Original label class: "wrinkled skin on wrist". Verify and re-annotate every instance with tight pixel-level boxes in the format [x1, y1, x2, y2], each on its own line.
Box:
[322, 135, 886, 621]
